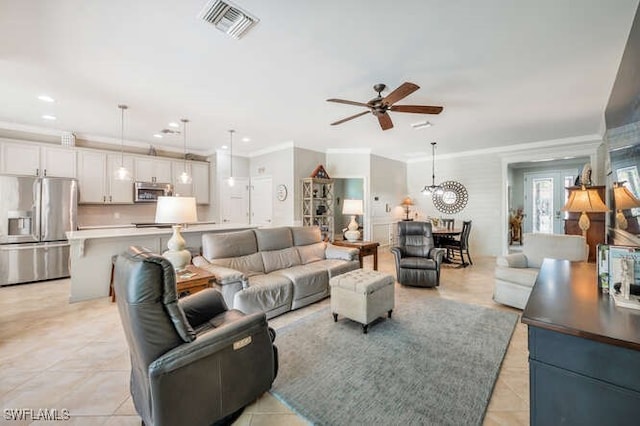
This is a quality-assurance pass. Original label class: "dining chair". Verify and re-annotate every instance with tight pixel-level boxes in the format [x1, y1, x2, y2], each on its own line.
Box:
[441, 218, 455, 230]
[441, 220, 473, 267]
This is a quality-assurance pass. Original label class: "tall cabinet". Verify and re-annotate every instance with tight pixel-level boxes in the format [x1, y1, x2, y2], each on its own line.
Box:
[302, 177, 334, 241]
[563, 185, 606, 262]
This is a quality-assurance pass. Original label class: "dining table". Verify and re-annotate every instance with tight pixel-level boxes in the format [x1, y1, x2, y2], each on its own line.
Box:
[432, 227, 462, 264]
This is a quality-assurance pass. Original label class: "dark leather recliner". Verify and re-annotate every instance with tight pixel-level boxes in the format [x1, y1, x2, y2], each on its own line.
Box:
[391, 221, 445, 287]
[114, 246, 278, 426]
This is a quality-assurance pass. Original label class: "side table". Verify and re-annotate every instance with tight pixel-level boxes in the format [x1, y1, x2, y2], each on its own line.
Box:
[332, 240, 380, 270]
[176, 265, 215, 298]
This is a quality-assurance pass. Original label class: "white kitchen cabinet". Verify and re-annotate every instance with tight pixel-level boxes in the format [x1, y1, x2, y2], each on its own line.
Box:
[191, 162, 210, 205]
[107, 154, 134, 203]
[135, 157, 172, 183]
[170, 160, 210, 204]
[41, 146, 77, 178]
[77, 150, 134, 204]
[0, 142, 76, 177]
[171, 160, 193, 197]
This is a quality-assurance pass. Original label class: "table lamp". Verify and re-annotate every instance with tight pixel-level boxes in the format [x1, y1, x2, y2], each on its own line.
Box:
[561, 185, 609, 237]
[342, 199, 364, 242]
[155, 196, 198, 272]
[613, 181, 640, 230]
[401, 197, 414, 221]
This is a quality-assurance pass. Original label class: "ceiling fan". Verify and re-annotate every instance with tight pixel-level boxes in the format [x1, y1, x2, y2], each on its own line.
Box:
[327, 82, 443, 131]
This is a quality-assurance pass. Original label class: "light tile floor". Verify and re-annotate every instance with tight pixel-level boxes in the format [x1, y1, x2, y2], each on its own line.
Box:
[0, 251, 529, 425]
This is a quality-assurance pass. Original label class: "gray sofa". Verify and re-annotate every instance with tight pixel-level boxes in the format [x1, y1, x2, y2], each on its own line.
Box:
[193, 226, 360, 318]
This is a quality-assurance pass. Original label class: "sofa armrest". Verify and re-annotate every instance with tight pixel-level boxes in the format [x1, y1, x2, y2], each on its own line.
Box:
[192, 256, 246, 286]
[325, 244, 359, 261]
[496, 253, 528, 268]
[179, 288, 228, 329]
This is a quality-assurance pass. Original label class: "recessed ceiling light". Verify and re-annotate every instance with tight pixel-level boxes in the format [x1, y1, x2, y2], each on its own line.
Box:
[411, 121, 432, 129]
[241, 137, 251, 142]
[221, 145, 228, 149]
[37, 95, 55, 103]
[153, 134, 163, 138]
[42, 114, 56, 120]
[168, 122, 179, 128]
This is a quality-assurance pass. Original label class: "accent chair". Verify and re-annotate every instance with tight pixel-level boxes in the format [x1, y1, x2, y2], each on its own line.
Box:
[391, 221, 445, 287]
[114, 246, 278, 426]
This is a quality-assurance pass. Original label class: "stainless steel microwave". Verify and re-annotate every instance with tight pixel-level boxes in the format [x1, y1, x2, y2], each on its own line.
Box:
[134, 182, 173, 203]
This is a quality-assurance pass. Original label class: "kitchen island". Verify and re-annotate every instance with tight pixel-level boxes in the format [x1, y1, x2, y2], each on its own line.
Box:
[66, 223, 255, 302]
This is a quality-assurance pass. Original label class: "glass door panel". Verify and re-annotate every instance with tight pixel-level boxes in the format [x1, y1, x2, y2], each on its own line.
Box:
[532, 178, 553, 233]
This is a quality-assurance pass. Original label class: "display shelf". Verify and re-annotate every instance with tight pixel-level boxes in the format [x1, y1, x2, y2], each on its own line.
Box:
[301, 177, 334, 241]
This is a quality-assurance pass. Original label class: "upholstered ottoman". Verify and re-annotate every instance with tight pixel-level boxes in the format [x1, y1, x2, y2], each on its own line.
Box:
[330, 269, 395, 333]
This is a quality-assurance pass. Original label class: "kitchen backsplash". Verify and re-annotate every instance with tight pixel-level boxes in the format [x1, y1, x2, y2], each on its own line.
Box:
[78, 204, 213, 227]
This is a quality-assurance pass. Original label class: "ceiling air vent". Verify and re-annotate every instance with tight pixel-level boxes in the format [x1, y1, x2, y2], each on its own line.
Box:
[198, 0, 259, 39]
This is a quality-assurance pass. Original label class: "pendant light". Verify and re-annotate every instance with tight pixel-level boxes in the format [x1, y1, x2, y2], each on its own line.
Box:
[114, 104, 132, 181]
[178, 118, 192, 184]
[227, 129, 235, 187]
[421, 142, 444, 196]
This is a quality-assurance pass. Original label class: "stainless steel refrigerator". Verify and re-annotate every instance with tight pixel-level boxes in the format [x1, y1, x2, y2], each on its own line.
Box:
[0, 174, 78, 286]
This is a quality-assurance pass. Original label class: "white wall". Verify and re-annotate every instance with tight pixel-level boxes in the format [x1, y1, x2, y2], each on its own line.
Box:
[408, 152, 503, 257]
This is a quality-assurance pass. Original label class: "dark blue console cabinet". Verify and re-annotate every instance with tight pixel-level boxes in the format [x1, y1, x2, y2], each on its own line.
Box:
[523, 260, 640, 426]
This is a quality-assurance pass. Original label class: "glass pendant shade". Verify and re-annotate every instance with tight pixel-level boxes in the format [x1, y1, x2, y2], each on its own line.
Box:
[178, 118, 192, 184]
[421, 142, 443, 195]
[114, 104, 132, 181]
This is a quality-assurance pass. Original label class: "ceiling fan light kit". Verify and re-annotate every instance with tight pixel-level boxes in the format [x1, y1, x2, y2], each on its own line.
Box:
[327, 82, 443, 131]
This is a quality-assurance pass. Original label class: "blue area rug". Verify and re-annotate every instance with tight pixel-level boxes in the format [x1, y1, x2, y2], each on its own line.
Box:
[271, 297, 518, 425]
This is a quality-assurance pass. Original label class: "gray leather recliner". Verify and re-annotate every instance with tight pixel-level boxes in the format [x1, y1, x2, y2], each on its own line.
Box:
[114, 246, 278, 426]
[391, 221, 445, 287]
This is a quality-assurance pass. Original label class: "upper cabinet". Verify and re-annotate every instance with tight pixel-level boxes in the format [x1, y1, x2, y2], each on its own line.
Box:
[135, 157, 172, 183]
[171, 160, 210, 204]
[191, 162, 210, 205]
[0, 141, 76, 178]
[77, 150, 134, 204]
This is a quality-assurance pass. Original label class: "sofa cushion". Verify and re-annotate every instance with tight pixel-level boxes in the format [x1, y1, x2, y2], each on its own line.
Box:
[290, 226, 322, 246]
[234, 274, 294, 314]
[494, 266, 539, 288]
[326, 244, 358, 261]
[261, 247, 302, 273]
[274, 264, 329, 303]
[313, 259, 360, 278]
[297, 242, 327, 264]
[202, 230, 257, 260]
[255, 228, 293, 251]
[210, 252, 265, 277]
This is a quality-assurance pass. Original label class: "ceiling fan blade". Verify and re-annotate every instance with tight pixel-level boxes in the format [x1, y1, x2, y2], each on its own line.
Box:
[378, 113, 393, 130]
[383, 82, 419, 106]
[389, 105, 444, 114]
[326, 98, 370, 108]
[330, 110, 370, 126]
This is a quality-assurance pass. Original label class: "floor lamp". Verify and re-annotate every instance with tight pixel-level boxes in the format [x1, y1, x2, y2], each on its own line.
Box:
[561, 185, 609, 239]
[155, 196, 198, 272]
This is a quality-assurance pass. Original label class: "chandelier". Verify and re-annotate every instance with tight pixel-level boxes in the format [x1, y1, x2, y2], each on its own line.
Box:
[421, 142, 443, 196]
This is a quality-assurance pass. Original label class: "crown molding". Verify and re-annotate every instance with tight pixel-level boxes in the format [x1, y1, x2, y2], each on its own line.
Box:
[326, 148, 371, 155]
[407, 133, 604, 163]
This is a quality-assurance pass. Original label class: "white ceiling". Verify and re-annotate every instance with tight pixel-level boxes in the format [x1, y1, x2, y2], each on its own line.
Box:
[0, 0, 637, 161]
